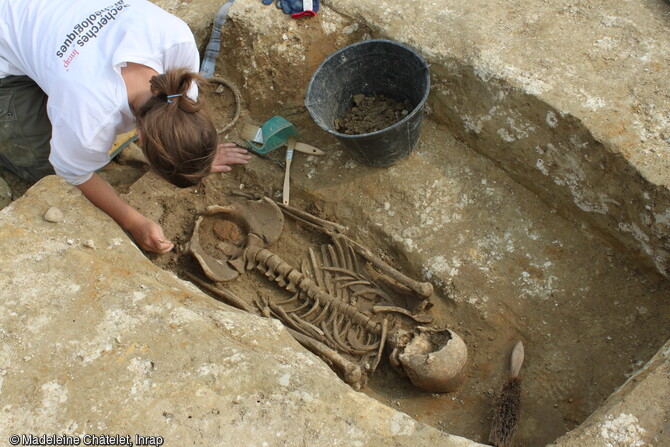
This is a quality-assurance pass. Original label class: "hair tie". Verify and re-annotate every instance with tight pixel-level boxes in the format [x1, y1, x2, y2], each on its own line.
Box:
[167, 94, 183, 103]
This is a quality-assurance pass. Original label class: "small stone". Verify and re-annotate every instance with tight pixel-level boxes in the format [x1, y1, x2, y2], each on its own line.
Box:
[44, 207, 64, 223]
[342, 23, 359, 34]
[83, 240, 96, 249]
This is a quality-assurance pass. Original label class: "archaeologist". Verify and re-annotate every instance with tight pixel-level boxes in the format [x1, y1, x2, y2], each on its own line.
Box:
[0, 0, 250, 254]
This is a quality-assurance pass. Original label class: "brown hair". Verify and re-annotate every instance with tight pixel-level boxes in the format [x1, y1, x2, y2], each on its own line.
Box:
[134, 68, 217, 188]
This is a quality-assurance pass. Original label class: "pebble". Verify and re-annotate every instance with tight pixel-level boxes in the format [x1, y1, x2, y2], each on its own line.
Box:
[83, 240, 96, 249]
[44, 207, 64, 223]
[342, 23, 359, 34]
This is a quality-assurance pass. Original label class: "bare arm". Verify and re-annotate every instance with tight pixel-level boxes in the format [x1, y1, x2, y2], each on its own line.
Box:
[76, 173, 174, 254]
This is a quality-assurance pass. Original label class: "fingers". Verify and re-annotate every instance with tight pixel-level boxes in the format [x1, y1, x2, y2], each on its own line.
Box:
[130, 218, 174, 254]
[146, 241, 173, 254]
[140, 236, 173, 254]
[210, 165, 233, 173]
[220, 153, 251, 164]
[217, 143, 251, 157]
[210, 143, 252, 173]
[217, 143, 250, 158]
[219, 149, 252, 163]
[154, 238, 174, 253]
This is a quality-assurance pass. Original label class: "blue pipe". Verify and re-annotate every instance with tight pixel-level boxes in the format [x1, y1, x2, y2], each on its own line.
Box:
[200, 0, 236, 78]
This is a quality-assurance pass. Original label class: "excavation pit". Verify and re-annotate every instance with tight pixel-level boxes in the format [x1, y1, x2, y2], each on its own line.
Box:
[1, 1, 669, 446]
[48, 0, 670, 445]
[117, 81, 670, 446]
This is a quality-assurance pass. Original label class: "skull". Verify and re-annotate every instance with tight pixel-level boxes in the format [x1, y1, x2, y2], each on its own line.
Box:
[396, 327, 468, 393]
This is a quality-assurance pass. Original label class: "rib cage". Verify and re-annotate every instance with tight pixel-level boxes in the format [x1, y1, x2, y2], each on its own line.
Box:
[243, 234, 392, 378]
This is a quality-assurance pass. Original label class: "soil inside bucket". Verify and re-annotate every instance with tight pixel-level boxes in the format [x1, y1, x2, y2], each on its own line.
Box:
[335, 94, 414, 135]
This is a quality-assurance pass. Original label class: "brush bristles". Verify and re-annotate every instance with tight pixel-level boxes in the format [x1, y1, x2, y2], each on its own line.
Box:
[489, 376, 522, 447]
[241, 124, 261, 142]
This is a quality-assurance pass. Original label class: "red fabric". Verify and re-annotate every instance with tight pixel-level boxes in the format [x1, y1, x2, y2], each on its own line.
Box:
[290, 10, 316, 18]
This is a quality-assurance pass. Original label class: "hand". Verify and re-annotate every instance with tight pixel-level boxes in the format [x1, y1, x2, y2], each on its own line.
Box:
[126, 214, 174, 254]
[210, 142, 251, 173]
[76, 173, 173, 255]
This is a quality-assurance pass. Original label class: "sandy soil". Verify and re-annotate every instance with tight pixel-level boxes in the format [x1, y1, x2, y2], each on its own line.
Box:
[106, 81, 670, 446]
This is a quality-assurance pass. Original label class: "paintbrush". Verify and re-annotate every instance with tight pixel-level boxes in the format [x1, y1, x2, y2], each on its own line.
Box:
[240, 123, 325, 155]
[489, 341, 524, 447]
[241, 123, 264, 145]
[283, 136, 296, 205]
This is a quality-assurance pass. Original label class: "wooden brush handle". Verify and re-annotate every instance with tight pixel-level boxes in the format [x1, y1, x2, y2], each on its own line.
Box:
[283, 137, 296, 205]
[294, 142, 325, 155]
[282, 158, 292, 205]
[510, 341, 525, 377]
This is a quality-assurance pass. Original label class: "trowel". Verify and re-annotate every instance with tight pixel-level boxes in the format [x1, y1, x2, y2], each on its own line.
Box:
[240, 116, 324, 155]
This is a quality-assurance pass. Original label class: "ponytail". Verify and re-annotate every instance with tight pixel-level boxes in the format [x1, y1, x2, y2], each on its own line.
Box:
[135, 68, 217, 187]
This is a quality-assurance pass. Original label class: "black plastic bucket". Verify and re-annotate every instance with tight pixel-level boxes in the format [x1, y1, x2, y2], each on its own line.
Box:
[305, 39, 430, 167]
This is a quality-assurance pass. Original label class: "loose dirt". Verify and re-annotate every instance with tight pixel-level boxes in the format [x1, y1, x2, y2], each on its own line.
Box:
[199, 214, 247, 259]
[335, 94, 414, 134]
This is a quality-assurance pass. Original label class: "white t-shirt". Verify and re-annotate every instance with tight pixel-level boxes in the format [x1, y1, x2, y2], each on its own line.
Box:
[0, 0, 200, 185]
